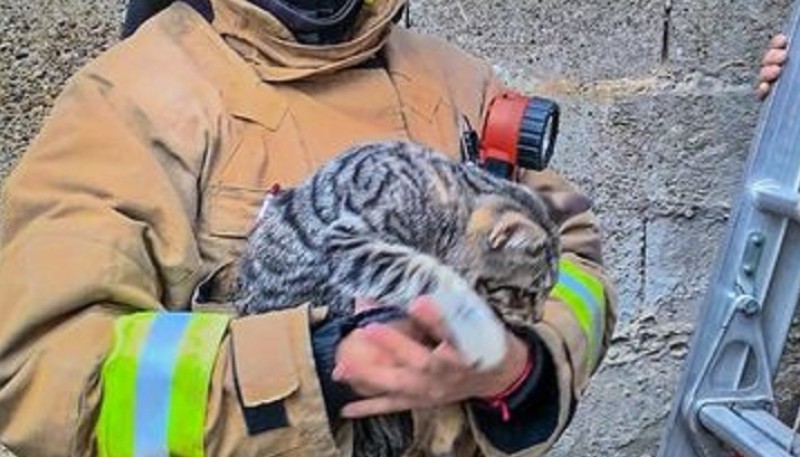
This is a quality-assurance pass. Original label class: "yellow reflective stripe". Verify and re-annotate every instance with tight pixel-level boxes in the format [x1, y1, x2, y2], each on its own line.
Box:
[551, 258, 606, 370]
[168, 314, 231, 457]
[96, 313, 230, 457]
[97, 314, 157, 457]
[550, 284, 594, 364]
[560, 259, 604, 306]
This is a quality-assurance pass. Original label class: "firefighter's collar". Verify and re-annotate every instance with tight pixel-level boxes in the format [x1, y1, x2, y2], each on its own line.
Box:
[209, 0, 407, 82]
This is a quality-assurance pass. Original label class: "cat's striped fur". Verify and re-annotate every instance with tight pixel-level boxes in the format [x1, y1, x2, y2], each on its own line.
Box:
[235, 140, 560, 457]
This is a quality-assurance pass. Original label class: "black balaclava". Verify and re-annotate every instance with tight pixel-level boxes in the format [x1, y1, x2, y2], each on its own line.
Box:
[249, 0, 365, 44]
[122, 0, 214, 38]
[121, 0, 363, 43]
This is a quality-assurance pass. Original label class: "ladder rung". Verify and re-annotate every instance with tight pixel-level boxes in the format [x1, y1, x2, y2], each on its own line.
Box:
[738, 408, 800, 452]
[752, 184, 800, 222]
[698, 405, 799, 457]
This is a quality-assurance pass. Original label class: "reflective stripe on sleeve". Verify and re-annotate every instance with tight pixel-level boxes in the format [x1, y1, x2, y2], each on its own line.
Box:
[550, 258, 606, 371]
[97, 312, 231, 457]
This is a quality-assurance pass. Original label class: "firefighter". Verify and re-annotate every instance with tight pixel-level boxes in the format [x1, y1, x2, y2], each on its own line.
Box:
[0, 1, 617, 455]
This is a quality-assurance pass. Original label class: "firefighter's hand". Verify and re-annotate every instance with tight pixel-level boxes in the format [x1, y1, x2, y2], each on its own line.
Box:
[333, 297, 530, 418]
[756, 34, 788, 100]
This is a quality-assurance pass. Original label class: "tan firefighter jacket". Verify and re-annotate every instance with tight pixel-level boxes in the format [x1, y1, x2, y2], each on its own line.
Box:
[0, 0, 617, 455]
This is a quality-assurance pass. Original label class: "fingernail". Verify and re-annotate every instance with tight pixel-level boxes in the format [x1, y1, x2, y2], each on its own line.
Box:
[340, 405, 355, 418]
[362, 323, 384, 335]
[332, 364, 345, 380]
[354, 297, 379, 313]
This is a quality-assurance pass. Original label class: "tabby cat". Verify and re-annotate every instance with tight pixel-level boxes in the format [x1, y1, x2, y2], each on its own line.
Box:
[235, 140, 560, 457]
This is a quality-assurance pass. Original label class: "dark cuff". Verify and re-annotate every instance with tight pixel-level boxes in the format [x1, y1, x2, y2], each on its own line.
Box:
[311, 306, 408, 421]
[469, 328, 561, 453]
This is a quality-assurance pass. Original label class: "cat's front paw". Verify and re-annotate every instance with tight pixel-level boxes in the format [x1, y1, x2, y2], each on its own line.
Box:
[429, 279, 508, 371]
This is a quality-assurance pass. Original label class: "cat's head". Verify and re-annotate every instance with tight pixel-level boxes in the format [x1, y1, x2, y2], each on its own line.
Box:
[457, 194, 561, 325]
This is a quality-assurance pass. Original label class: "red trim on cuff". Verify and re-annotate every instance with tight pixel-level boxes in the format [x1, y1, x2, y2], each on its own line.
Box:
[481, 355, 534, 422]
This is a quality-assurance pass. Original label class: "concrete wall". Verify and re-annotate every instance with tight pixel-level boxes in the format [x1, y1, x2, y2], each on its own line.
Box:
[0, 0, 795, 455]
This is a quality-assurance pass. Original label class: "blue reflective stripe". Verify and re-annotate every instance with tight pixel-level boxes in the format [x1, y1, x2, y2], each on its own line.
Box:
[558, 271, 604, 362]
[134, 313, 193, 457]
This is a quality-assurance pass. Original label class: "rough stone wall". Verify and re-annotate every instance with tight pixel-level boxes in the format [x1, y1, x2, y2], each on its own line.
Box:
[0, 0, 795, 456]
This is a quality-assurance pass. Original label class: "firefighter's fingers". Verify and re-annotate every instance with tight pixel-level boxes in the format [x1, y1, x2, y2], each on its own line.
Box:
[762, 48, 788, 67]
[756, 82, 771, 100]
[359, 323, 436, 372]
[407, 296, 450, 343]
[769, 33, 788, 51]
[340, 395, 424, 418]
[756, 34, 789, 100]
[759, 65, 783, 85]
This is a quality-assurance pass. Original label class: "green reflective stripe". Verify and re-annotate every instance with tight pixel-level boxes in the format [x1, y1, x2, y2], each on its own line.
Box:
[551, 258, 606, 370]
[97, 314, 157, 457]
[551, 284, 595, 363]
[560, 259, 604, 306]
[97, 313, 230, 457]
[167, 313, 231, 457]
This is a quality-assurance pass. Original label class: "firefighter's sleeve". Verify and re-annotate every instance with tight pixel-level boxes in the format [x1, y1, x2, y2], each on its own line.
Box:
[0, 72, 339, 457]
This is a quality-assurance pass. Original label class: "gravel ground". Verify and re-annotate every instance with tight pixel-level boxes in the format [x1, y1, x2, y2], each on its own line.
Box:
[1, 0, 123, 180]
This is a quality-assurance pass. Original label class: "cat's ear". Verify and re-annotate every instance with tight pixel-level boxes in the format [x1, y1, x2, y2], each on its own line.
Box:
[537, 191, 592, 229]
[488, 212, 546, 250]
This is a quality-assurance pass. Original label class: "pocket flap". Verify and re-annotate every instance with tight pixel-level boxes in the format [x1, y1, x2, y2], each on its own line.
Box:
[205, 185, 268, 238]
[230, 312, 301, 407]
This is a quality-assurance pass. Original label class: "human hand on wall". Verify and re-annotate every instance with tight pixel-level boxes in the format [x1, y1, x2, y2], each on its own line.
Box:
[333, 297, 531, 418]
[756, 34, 789, 100]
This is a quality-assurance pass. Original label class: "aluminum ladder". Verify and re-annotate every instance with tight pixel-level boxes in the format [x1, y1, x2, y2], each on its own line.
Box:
[657, 1, 800, 455]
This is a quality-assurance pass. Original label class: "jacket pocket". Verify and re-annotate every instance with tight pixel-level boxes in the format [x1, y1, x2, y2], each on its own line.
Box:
[203, 185, 268, 239]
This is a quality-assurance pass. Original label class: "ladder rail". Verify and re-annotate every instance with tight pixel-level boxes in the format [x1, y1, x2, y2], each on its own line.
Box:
[657, 1, 800, 455]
